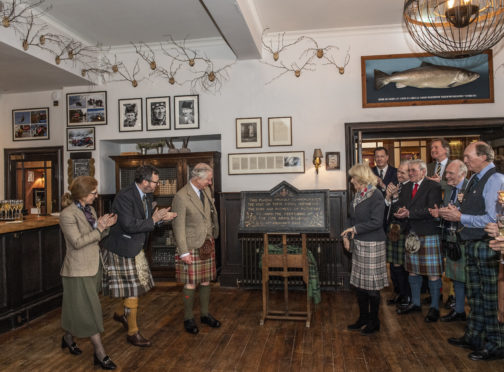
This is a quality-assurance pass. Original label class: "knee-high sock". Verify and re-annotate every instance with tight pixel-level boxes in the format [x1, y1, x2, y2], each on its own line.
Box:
[123, 297, 139, 336]
[200, 285, 211, 317]
[356, 289, 369, 321]
[409, 275, 422, 306]
[389, 265, 400, 294]
[453, 280, 466, 314]
[183, 287, 195, 320]
[397, 266, 411, 299]
[428, 279, 442, 310]
[368, 290, 381, 322]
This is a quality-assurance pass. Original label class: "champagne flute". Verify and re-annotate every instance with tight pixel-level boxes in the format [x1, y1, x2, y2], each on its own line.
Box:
[4, 200, 11, 220]
[17, 200, 24, 220]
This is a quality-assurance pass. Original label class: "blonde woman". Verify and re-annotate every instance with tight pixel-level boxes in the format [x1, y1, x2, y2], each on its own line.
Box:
[341, 164, 388, 334]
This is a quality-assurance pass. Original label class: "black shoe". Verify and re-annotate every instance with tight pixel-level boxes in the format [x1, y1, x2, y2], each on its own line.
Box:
[360, 320, 380, 335]
[184, 319, 199, 334]
[424, 308, 440, 323]
[200, 314, 221, 328]
[440, 310, 466, 322]
[61, 336, 82, 355]
[444, 295, 455, 310]
[468, 348, 504, 361]
[396, 295, 410, 308]
[396, 303, 421, 315]
[447, 336, 478, 351]
[113, 312, 128, 331]
[387, 294, 400, 306]
[347, 317, 368, 330]
[94, 354, 117, 370]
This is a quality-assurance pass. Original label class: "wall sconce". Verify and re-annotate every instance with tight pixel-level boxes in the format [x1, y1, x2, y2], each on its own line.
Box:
[313, 149, 323, 174]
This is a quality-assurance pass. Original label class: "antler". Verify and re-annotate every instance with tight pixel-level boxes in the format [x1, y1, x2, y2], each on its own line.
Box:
[261, 28, 305, 61]
[323, 47, 351, 75]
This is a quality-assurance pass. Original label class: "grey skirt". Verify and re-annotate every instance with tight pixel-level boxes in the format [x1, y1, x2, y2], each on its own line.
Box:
[350, 239, 389, 291]
[61, 265, 104, 338]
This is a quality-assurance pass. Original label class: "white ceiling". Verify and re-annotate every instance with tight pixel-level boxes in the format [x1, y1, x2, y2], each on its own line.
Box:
[0, 0, 405, 93]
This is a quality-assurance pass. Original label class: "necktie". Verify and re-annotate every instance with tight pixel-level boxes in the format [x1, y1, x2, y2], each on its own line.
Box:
[379, 169, 384, 179]
[142, 194, 148, 217]
[435, 162, 442, 177]
[466, 176, 479, 193]
[412, 183, 419, 198]
[449, 188, 457, 204]
[199, 190, 205, 206]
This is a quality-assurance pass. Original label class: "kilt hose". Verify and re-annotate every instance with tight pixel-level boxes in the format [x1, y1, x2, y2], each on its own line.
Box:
[102, 249, 154, 298]
[176, 247, 216, 285]
[465, 240, 504, 350]
[405, 234, 443, 276]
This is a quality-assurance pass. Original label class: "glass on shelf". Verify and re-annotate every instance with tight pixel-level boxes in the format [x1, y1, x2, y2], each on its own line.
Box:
[35, 198, 42, 217]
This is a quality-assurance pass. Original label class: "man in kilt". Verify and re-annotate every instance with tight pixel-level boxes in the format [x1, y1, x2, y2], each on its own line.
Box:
[171, 163, 220, 334]
[440, 142, 504, 361]
[394, 160, 443, 322]
[385, 161, 411, 307]
[103, 165, 177, 347]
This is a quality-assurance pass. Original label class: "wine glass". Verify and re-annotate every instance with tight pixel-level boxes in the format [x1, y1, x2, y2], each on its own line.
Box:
[35, 198, 42, 217]
[17, 200, 24, 220]
[4, 200, 11, 220]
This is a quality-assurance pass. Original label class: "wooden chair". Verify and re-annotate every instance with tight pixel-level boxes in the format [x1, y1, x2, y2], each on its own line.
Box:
[260, 233, 311, 327]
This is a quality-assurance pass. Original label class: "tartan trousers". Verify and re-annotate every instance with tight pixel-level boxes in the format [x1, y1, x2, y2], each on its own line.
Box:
[465, 240, 504, 350]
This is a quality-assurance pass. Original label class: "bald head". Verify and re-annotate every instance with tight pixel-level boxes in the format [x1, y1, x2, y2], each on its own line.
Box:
[445, 160, 467, 187]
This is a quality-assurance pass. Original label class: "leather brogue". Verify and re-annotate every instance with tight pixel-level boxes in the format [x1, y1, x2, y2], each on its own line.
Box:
[61, 335, 82, 355]
[424, 308, 440, 323]
[184, 319, 199, 334]
[447, 336, 478, 351]
[440, 310, 466, 322]
[113, 313, 128, 331]
[94, 354, 117, 370]
[468, 348, 504, 361]
[126, 332, 151, 347]
[396, 303, 422, 315]
[396, 295, 411, 308]
[201, 314, 221, 328]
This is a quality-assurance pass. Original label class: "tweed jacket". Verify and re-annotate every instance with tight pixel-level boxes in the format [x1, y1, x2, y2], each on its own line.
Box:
[348, 189, 387, 242]
[60, 203, 109, 277]
[397, 177, 442, 236]
[104, 183, 155, 258]
[171, 182, 219, 256]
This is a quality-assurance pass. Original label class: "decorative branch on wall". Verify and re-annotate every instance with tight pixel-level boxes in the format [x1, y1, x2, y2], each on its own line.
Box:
[264, 59, 315, 84]
[261, 28, 305, 61]
[187, 59, 235, 94]
[1, 0, 47, 29]
[323, 47, 351, 75]
[133, 42, 158, 71]
[20, 11, 46, 50]
[155, 59, 182, 85]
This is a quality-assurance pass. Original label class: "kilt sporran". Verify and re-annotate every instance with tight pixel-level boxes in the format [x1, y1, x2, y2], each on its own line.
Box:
[199, 239, 214, 260]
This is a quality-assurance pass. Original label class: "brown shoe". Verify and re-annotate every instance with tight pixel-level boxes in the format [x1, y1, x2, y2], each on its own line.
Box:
[113, 313, 128, 331]
[126, 332, 151, 347]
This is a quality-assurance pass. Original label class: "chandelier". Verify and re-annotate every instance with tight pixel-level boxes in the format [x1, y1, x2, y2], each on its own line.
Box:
[403, 0, 504, 58]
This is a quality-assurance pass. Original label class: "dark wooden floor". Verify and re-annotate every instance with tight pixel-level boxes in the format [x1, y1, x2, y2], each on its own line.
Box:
[0, 284, 501, 371]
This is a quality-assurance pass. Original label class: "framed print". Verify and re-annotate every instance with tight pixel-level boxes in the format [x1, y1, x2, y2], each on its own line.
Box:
[12, 107, 49, 141]
[174, 95, 199, 129]
[119, 98, 143, 132]
[67, 127, 95, 151]
[326, 152, 340, 170]
[67, 153, 95, 186]
[66, 91, 107, 125]
[146, 96, 170, 131]
[236, 117, 262, 148]
[228, 151, 305, 175]
[268, 117, 292, 146]
[361, 50, 493, 108]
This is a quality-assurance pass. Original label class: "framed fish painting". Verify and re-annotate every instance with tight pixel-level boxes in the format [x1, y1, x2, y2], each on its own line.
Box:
[361, 50, 493, 108]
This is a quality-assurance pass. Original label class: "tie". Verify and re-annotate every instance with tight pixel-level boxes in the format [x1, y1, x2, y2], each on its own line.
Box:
[411, 183, 419, 198]
[449, 188, 457, 204]
[142, 194, 148, 217]
[435, 162, 442, 177]
[379, 169, 384, 179]
[466, 176, 479, 193]
[199, 190, 205, 207]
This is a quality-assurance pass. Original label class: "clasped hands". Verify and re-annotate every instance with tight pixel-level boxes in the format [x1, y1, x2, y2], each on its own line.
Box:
[97, 213, 117, 232]
[152, 207, 177, 224]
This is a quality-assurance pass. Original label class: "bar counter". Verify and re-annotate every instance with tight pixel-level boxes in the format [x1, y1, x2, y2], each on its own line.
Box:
[0, 214, 64, 334]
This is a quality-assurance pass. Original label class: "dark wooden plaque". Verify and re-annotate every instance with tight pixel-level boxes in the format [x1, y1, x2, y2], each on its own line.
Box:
[239, 181, 330, 233]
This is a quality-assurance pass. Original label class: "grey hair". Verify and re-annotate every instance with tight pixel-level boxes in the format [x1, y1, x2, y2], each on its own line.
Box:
[191, 163, 213, 180]
[450, 159, 468, 177]
[474, 141, 495, 162]
[409, 159, 426, 171]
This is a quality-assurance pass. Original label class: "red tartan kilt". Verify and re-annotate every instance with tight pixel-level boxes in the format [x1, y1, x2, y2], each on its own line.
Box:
[175, 248, 216, 285]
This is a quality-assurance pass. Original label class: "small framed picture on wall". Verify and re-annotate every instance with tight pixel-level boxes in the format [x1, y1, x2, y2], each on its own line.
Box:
[67, 127, 95, 151]
[236, 117, 262, 148]
[268, 117, 292, 146]
[146, 96, 170, 131]
[66, 91, 107, 126]
[12, 107, 49, 141]
[119, 98, 143, 132]
[174, 95, 199, 129]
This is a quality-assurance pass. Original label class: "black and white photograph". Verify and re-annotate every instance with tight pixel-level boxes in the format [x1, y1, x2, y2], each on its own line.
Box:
[174, 95, 199, 129]
[228, 151, 305, 175]
[67, 127, 95, 151]
[119, 98, 143, 132]
[146, 96, 170, 131]
[268, 116, 292, 146]
[66, 91, 107, 125]
[12, 107, 50, 141]
[236, 117, 262, 148]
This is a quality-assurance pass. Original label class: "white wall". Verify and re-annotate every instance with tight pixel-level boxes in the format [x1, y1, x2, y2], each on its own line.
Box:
[2, 25, 504, 198]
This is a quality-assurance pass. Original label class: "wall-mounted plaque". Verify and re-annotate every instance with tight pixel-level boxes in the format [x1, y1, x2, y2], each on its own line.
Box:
[239, 181, 330, 233]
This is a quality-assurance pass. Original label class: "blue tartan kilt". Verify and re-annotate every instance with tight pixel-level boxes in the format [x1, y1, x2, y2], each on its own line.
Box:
[387, 233, 405, 265]
[405, 234, 443, 276]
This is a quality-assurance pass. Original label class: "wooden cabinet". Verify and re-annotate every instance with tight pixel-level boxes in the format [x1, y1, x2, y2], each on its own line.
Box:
[110, 152, 221, 280]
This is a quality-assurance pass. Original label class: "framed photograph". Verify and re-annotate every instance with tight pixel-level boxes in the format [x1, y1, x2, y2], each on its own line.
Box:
[67, 127, 95, 151]
[228, 151, 305, 175]
[146, 96, 170, 131]
[67, 153, 95, 186]
[12, 107, 49, 141]
[326, 152, 340, 170]
[236, 117, 262, 148]
[119, 98, 143, 132]
[174, 95, 199, 129]
[361, 50, 493, 108]
[268, 117, 292, 146]
[66, 91, 107, 125]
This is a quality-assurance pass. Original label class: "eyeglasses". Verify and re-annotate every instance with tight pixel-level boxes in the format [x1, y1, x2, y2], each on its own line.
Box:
[146, 179, 159, 185]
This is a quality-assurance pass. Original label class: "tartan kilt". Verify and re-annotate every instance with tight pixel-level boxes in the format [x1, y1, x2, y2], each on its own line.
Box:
[386, 233, 405, 265]
[405, 234, 443, 276]
[176, 246, 216, 285]
[102, 249, 154, 298]
[350, 239, 389, 291]
[445, 243, 466, 282]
